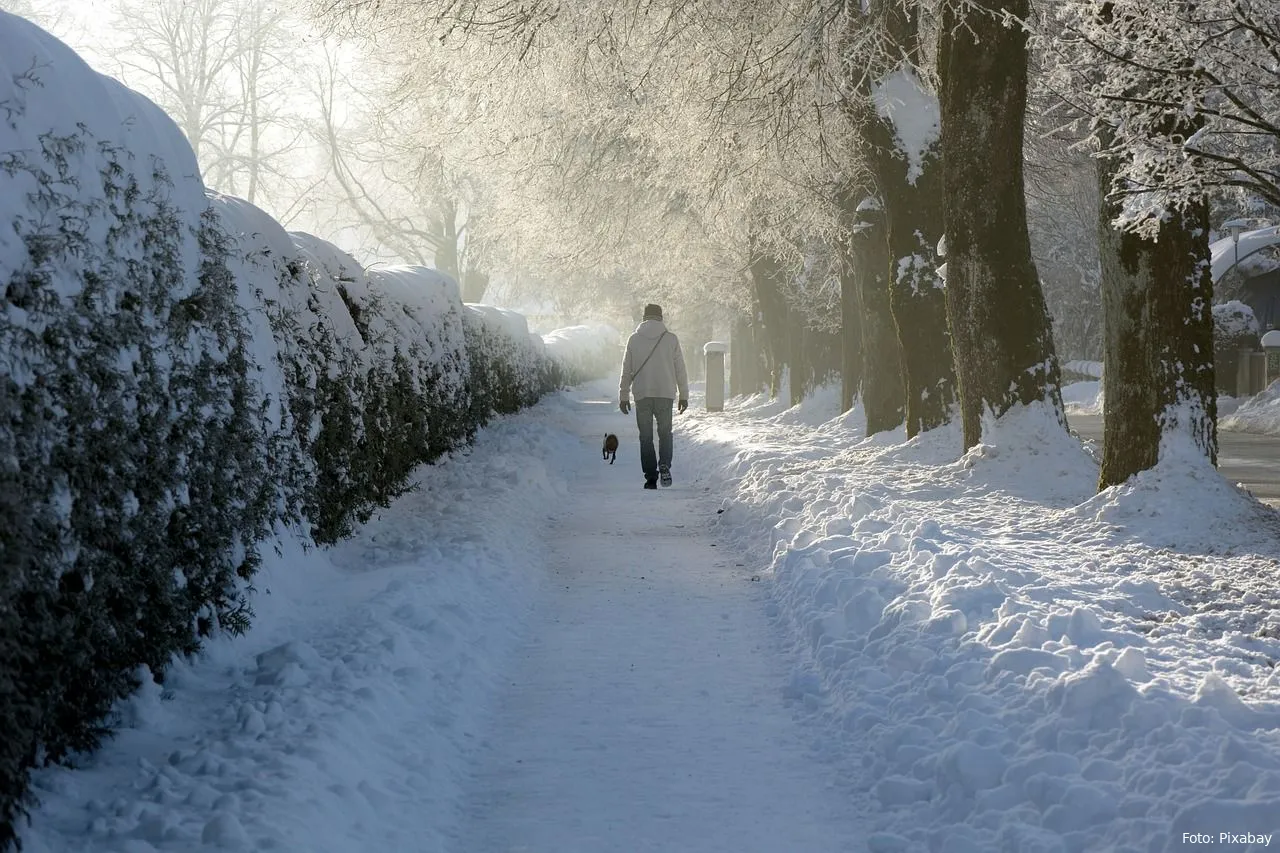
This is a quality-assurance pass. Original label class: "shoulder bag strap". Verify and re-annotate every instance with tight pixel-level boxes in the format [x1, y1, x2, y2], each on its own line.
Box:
[630, 330, 669, 383]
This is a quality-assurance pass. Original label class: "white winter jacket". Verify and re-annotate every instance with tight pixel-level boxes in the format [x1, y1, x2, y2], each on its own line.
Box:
[619, 319, 689, 402]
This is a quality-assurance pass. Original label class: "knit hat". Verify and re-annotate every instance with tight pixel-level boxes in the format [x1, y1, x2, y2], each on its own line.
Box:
[643, 303, 663, 321]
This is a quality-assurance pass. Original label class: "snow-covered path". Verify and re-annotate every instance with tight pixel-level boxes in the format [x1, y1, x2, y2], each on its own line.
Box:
[31, 379, 1280, 853]
[20, 385, 867, 853]
[458, 405, 864, 852]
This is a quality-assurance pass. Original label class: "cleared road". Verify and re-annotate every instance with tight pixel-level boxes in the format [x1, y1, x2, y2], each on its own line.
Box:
[1068, 414, 1280, 505]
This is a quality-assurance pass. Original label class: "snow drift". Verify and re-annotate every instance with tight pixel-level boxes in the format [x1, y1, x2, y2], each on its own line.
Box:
[683, 389, 1280, 853]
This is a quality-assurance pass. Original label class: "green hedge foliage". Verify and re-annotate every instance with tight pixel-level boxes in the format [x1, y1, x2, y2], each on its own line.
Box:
[0, 27, 559, 844]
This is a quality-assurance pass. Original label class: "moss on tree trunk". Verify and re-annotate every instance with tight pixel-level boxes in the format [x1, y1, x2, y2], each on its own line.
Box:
[842, 195, 905, 435]
[938, 0, 1064, 449]
[840, 255, 863, 413]
[1097, 158, 1217, 489]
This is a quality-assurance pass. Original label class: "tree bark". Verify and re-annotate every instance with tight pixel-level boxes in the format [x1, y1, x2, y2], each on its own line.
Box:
[840, 258, 863, 412]
[937, 0, 1065, 449]
[789, 303, 808, 407]
[730, 314, 748, 397]
[862, 2, 956, 438]
[744, 300, 767, 394]
[460, 268, 489, 303]
[748, 247, 791, 400]
[1097, 159, 1217, 489]
[841, 194, 905, 435]
[867, 118, 955, 437]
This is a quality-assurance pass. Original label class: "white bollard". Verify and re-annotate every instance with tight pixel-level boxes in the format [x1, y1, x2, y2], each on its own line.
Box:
[703, 341, 728, 412]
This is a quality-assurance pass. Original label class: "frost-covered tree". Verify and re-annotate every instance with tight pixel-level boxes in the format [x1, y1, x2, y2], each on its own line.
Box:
[1058, 0, 1280, 227]
[1047, 0, 1218, 487]
[840, 0, 955, 437]
[107, 0, 307, 210]
[306, 49, 441, 267]
[311, 0, 887, 408]
[936, 0, 1065, 449]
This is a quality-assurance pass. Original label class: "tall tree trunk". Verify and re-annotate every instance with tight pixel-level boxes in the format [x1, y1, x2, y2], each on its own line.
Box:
[460, 268, 489, 304]
[732, 305, 765, 396]
[789, 303, 808, 407]
[749, 248, 791, 400]
[841, 193, 905, 435]
[1097, 158, 1217, 489]
[436, 200, 461, 282]
[746, 300, 767, 394]
[862, 2, 956, 437]
[937, 0, 1064, 449]
[840, 256, 863, 413]
[730, 314, 748, 397]
[869, 119, 955, 437]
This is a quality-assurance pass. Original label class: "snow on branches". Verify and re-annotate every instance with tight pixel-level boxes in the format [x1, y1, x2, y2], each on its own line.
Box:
[1048, 0, 1280, 235]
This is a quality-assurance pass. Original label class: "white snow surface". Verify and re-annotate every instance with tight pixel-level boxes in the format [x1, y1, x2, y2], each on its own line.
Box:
[0, 11, 204, 290]
[21, 381, 1280, 853]
[1211, 225, 1280, 283]
[870, 67, 940, 185]
[541, 323, 619, 379]
[1062, 380, 1104, 415]
[1223, 381, 1280, 436]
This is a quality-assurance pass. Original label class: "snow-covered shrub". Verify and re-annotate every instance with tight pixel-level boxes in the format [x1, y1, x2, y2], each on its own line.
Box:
[285, 243, 473, 542]
[358, 265, 470, 493]
[0, 15, 278, 844]
[1213, 301, 1261, 394]
[464, 304, 551, 419]
[204, 194, 313, 523]
[542, 324, 621, 385]
[1213, 300, 1261, 351]
[1, 16, 564, 841]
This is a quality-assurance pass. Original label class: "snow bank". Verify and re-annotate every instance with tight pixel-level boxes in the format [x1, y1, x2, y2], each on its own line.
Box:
[682, 386, 1280, 853]
[1222, 380, 1280, 435]
[1211, 225, 1280, 283]
[21, 396, 585, 853]
[1063, 380, 1103, 415]
[542, 323, 620, 384]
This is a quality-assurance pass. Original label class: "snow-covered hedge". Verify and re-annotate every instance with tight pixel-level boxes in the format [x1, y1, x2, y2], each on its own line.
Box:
[0, 15, 560, 845]
[286, 243, 476, 541]
[542, 324, 621, 385]
[0, 15, 280, 846]
[464, 304, 554, 419]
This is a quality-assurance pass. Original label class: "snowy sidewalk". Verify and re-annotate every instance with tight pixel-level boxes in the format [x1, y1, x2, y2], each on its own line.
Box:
[457, 395, 864, 853]
[20, 385, 865, 853]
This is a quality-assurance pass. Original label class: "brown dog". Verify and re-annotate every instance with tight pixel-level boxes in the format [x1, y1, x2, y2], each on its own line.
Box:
[602, 433, 618, 464]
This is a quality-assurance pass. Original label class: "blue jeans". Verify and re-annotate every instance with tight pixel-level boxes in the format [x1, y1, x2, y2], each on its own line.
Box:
[634, 397, 674, 482]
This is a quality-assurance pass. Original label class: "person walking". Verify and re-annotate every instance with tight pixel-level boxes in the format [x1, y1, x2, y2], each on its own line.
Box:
[619, 304, 689, 489]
